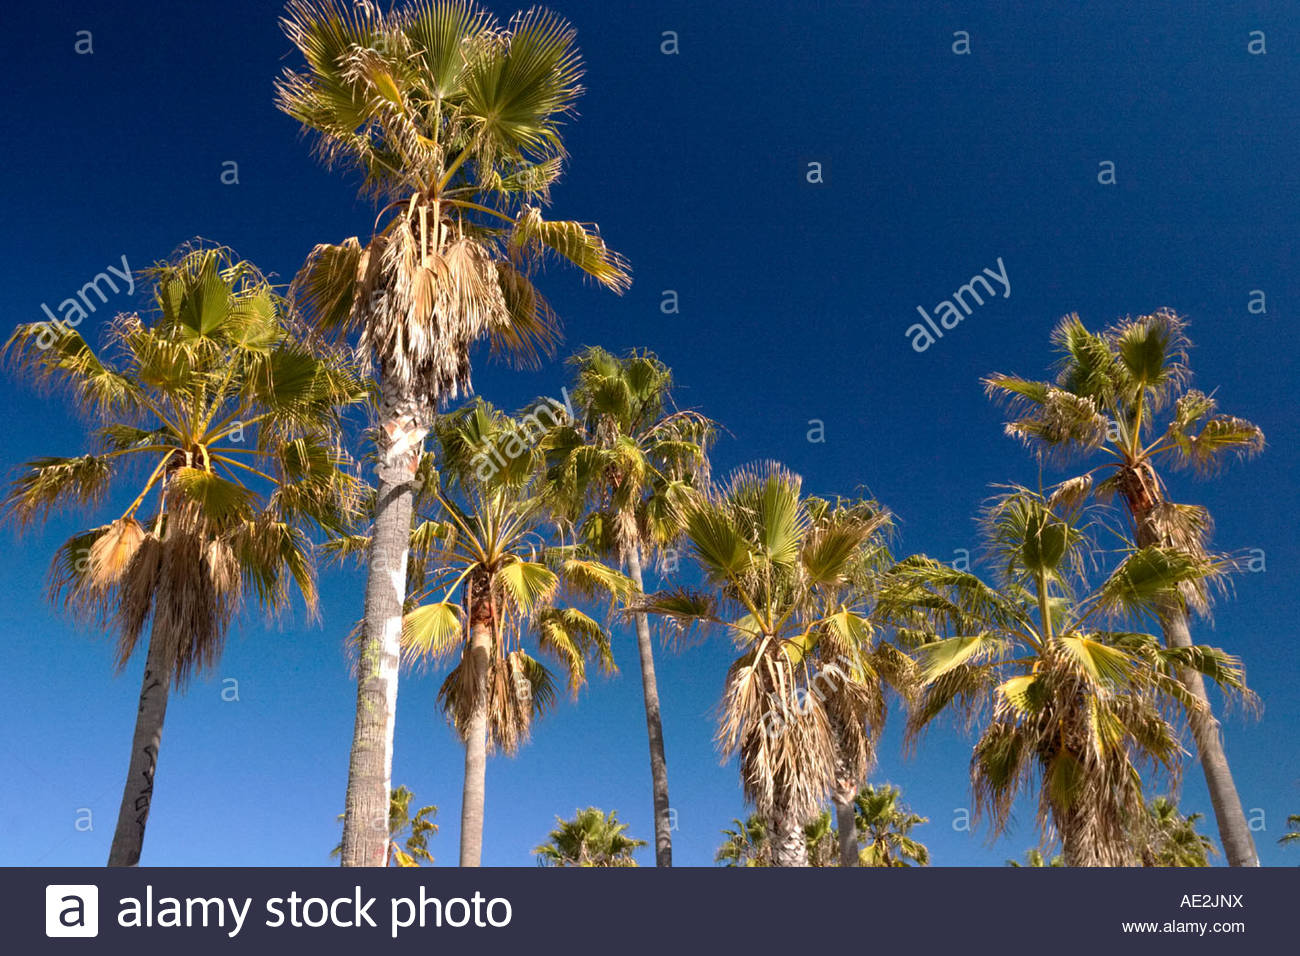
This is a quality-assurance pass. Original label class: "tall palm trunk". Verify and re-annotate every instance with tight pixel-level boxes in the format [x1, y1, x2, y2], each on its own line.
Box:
[340, 382, 426, 867]
[459, 581, 494, 867]
[107, 632, 171, 866]
[770, 802, 809, 867]
[829, 719, 859, 867]
[1156, 603, 1259, 866]
[1122, 470, 1259, 867]
[624, 540, 673, 866]
[832, 786, 858, 868]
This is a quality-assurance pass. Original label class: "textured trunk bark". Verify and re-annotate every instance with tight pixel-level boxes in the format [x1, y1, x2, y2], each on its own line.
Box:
[107, 633, 171, 866]
[1157, 603, 1259, 867]
[625, 541, 673, 867]
[833, 791, 858, 868]
[1060, 815, 1088, 868]
[459, 615, 493, 867]
[1123, 474, 1259, 868]
[340, 382, 426, 867]
[770, 803, 809, 867]
[829, 716, 861, 867]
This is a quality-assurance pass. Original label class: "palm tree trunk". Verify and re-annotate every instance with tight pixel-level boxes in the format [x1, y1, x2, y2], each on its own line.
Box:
[769, 802, 809, 867]
[340, 383, 426, 867]
[107, 633, 171, 866]
[1157, 602, 1259, 866]
[829, 718, 860, 867]
[459, 614, 493, 867]
[624, 540, 673, 867]
[1123, 480, 1260, 868]
[833, 789, 858, 867]
[1060, 816, 1088, 868]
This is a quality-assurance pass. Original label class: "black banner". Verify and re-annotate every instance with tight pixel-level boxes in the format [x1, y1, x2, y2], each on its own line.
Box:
[12, 867, 1292, 954]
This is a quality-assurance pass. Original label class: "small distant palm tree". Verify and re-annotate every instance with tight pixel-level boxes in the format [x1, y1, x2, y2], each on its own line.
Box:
[534, 808, 645, 867]
[3, 245, 363, 866]
[716, 816, 771, 867]
[803, 810, 839, 867]
[1279, 815, 1300, 847]
[1007, 848, 1064, 867]
[878, 487, 1251, 866]
[1139, 796, 1216, 867]
[854, 784, 929, 867]
[333, 785, 438, 866]
[985, 309, 1264, 865]
[277, 0, 630, 866]
[544, 346, 715, 866]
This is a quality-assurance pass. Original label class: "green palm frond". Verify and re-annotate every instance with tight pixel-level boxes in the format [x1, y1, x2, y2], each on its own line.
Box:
[402, 600, 464, 663]
[1111, 309, 1190, 409]
[1171, 412, 1265, 476]
[3, 325, 144, 419]
[497, 559, 558, 616]
[2, 455, 117, 529]
[1091, 546, 1221, 618]
[509, 208, 630, 293]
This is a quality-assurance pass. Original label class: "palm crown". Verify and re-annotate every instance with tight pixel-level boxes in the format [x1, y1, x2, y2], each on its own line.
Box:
[533, 807, 645, 867]
[544, 346, 715, 560]
[3, 245, 365, 682]
[278, 0, 630, 403]
[984, 309, 1263, 592]
[854, 783, 930, 867]
[877, 488, 1250, 865]
[398, 400, 630, 753]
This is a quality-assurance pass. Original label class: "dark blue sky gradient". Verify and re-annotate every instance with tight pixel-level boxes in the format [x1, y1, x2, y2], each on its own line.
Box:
[1, 1, 1296, 866]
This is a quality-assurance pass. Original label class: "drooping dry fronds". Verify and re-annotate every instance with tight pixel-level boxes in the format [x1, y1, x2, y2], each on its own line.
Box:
[88, 517, 146, 590]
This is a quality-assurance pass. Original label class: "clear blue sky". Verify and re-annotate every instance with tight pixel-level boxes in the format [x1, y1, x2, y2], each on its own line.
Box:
[1, 1, 1296, 867]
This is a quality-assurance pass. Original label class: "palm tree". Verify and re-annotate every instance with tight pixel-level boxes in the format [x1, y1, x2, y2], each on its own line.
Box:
[276, 0, 630, 866]
[716, 816, 771, 867]
[877, 487, 1251, 866]
[533, 807, 645, 866]
[985, 309, 1264, 865]
[2, 245, 363, 865]
[1139, 796, 1215, 866]
[332, 785, 438, 865]
[1007, 848, 1064, 867]
[643, 464, 897, 866]
[854, 783, 930, 867]
[1279, 815, 1300, 847]
[542, 347, 714, 866]
[394, 401, 630, 865]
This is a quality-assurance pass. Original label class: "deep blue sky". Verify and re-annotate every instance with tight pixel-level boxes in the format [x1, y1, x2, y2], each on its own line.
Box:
[1, 1, 1296, 867]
